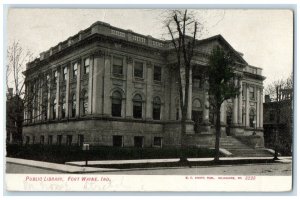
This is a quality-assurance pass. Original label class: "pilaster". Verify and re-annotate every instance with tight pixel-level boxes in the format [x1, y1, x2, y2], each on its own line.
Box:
[145, 61, 153, 120]
[245, 83, 250, 127]
[256, 87, 260, 128]
[65, 64, 70, 118]
[75, 60, 81, 117]
[125, 56, 133, 118]
[232, 78, 238, 126]
[238, 80, 243, 125]
[187, 68, 193, 120]
[56, 67, 60, 119]
[103, 52, 111, 116]
[92, 50, 104, 115]
[87, 55, 94, 115]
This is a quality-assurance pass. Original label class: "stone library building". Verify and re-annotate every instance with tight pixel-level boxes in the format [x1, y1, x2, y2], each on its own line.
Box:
[23, 21, 265, 151]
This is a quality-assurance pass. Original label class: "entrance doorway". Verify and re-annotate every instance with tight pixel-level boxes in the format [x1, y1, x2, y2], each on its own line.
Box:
[226, 106, 233, 136]
[192, 110, 203, 133]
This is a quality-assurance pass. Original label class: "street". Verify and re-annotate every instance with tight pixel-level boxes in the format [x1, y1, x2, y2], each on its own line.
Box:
[6, 162, 292, 176]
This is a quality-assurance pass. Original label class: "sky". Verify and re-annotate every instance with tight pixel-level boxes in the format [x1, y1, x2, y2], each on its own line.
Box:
[6, 8, 293, 87]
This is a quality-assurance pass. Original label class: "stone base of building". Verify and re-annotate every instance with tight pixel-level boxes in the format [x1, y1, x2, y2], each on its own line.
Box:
[22, 118, 265, 149]
[182, 134, 215, 148]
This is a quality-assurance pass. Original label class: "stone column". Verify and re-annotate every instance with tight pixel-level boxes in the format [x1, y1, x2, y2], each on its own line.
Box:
[145, 61, 153, 120]
[202, 80, 209, 124]
[125, 56, 133, 118]
[232, 78, 238, 126]
[201, 79, 211, 134]
[256, 87, 260, 128]
[169, 68, 178, 120]
[220, 101, 226, 125]
[260, 87, 264, 128]
[102, 53, 111, 116]
[65, 64, 70, 118]
[187, 68, 193, 120]
[56, 67, 60, 119]
[245, 84, 250, 127]
[238, 80, 243, 125]
[92, 51, 104, 115]
[88, 55, 94, 115]
[75, 60, 81, 117]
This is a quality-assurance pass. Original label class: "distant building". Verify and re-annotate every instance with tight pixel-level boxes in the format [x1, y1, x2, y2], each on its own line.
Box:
[22, 21, 265, 149]
[6, 88, 24, 144]
[263, 88, 293, 155]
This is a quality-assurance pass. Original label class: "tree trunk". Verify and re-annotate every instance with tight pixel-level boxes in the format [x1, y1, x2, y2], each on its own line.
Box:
[214, 105, 221, 162]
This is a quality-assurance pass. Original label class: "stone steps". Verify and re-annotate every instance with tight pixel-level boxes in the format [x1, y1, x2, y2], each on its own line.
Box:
[220, 136, 273, 157]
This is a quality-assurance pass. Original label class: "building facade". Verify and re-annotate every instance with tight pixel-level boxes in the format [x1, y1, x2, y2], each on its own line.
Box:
[23, 21, 265, 148]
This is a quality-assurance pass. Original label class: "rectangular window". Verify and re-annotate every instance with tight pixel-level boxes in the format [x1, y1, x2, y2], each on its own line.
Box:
[249, 86, 255, 99]
[153, 66, 162, 81]
[113, 57, 123, 75]
[192, 78, 201, 88]
[63, 67, 68, 81]
[73, 63, 78, 79]
[53, 70, 57, 85]
[113, 135, 123, 147]
[78, 134, 84, 147]
[57, 135, 62, 145]
[40, 135, 45, 145]
[153, 137, 162, 147]
[48, 135, 53, 145]
[66, 135, 73, 146]
[134, 61, 143, 78]
[133, 102, 142, 119]
[84, 58, 89, 74]
[134, 136, 144, 148]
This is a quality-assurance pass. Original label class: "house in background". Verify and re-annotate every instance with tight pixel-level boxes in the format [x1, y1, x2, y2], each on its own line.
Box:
[6, 88, 24, 144]
[263, 89, 293, 155]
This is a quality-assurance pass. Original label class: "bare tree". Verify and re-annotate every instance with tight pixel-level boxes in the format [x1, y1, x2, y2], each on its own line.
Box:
[164, 9, 202, 161]
[166, 10, 201, 129]
[5, 41, 52, 143]
[264, 73, 293, 102]
[6, 41, 33, 96]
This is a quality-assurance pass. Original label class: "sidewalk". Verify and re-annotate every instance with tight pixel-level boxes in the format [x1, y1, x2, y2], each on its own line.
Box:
[7, 156, 292, 173]
[6, 157, 117, 173]
[66, 156, 292, 166]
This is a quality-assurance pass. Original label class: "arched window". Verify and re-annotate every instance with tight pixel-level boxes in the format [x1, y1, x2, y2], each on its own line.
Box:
[249, 109, 256, 128]
[52, 98, 57, 120]
[61, 96, 66, 119]
[81, 90, 88, 116]
[71, 94, 76, 118]
[153, 96, 161, 120]
[112, 91, 122, 117]
[133, 94, 143, 119]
